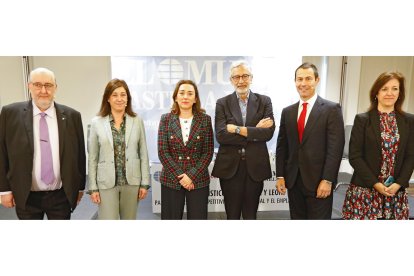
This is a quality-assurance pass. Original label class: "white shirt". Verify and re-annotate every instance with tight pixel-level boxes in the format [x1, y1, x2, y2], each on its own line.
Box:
[31, 102, 62, 191]
[179, 116, 193, 145]
[297, 92, 318, 126]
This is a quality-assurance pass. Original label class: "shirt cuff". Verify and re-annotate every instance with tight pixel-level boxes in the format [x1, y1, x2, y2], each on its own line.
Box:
[87, 190, 99, 195]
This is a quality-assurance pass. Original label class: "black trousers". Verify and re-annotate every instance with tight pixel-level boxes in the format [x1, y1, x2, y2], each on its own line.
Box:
[161, 185, 209, 220]
[287, 172, 333, 220]
[15, 188, 72, 220]
[220, 160, 264, 220]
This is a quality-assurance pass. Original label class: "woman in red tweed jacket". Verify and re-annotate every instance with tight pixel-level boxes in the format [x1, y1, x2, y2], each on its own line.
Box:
[157, 80, 214, 219]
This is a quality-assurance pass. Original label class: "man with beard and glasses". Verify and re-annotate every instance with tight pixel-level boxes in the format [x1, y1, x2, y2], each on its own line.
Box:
[212, 61, 275, 219]
[0, 67, 86, 219]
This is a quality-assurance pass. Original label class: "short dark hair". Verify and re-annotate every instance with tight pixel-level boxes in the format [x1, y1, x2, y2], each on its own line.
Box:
[294, 62, 319, 80]
[171, 80, 205, 115]
[98, 78, 136, 117]
[368, 71, 406, 114]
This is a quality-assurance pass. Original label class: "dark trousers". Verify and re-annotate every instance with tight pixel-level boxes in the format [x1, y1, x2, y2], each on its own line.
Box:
[15, 188, 72, 220]
[161, 185, 209, 220]
[287, 172, 333, 220]
[220, 160, 264, 220]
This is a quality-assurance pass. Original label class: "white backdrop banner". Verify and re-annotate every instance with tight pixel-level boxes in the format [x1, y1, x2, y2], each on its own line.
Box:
[111, 56, 302, 162]
[150, 162, 289, 213]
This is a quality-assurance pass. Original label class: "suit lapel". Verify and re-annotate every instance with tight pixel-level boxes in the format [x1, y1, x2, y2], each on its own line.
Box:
[301, 97, 323, 144]
[55, 102, 67, 159]
[229, 92, 244, 126]
[288, 102, 300, 143]
[23, 101, 34, 153]
[186, 113, 202, 148]
[104, 116, 114, 150]
[125, 115, 133, 146]
[245, 92, 258, 126]
[369, 109, 382, 149]
[170, 114, 184, 146]
[395, 112, 408, 165]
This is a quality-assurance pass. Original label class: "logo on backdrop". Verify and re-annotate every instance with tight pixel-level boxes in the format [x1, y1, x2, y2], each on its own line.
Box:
[157, 58, 184, 85]
[111, 56, 277, 162]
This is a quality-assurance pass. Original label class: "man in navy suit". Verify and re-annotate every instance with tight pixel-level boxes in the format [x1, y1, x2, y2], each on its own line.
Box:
[0, 67, 86, 219]
[212, 61, 275, 219]
[276, 62, 345, 219]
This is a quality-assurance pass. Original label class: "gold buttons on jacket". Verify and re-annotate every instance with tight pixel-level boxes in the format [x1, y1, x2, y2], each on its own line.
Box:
[187, 156, 190, 160]
[178, 156, 182, 160]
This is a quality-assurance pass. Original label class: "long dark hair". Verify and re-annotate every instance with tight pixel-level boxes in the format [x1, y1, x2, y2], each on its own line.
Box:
[171, 80, 205, 115]
[368, 71, 405, 114]
[98, 78, 136, 117]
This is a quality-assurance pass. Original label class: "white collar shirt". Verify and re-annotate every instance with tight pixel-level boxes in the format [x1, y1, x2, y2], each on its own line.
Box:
[297, 93, 318, 126]
[32, 101, 62, 191]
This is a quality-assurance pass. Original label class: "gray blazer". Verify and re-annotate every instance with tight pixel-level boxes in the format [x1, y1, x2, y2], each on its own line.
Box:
[87, 114, 150, 191]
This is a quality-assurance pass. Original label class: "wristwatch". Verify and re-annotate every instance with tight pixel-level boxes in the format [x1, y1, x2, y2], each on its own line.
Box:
[235, 126, 241, 134]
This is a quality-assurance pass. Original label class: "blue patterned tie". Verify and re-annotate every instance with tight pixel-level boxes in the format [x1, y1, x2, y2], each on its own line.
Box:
[39, 113, 55, 185]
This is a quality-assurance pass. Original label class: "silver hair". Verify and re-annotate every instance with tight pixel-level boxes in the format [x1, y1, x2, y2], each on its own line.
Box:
[29, 67, 56, 83]
[229, 60, 253, 75]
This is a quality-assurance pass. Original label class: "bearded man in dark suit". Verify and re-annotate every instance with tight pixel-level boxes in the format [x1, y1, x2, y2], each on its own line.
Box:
[212, 61, 275, 219]
[0, 67, 86, 219]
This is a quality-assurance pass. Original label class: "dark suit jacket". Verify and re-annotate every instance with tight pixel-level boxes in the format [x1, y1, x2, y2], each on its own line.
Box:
[212, 91, 275, 182]
[349, 109, 414, 189]
[158, 112, 214, 190]
[276, 96, 345, 191]
[0, 101, 86, 210]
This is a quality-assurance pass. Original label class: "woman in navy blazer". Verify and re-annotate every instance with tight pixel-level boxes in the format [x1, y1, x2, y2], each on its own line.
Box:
[343, 72, 414, 219]
[88, 79, 150, 219]
[158, 80, 214, 219]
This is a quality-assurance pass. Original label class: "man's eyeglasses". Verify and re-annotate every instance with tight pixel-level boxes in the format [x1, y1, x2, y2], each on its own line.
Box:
[31, 82, 55, 90]
[231, 74, 251, 82]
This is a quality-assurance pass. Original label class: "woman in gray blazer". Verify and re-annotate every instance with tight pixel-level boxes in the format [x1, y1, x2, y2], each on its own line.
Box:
[88, 79, 150, 219]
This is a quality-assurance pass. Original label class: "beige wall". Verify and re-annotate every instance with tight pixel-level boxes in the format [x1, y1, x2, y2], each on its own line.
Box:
[358, 56, 414, 114]
[304, 56, 414, 125]
[0, 57, 26, 107]
[30, 56, 112, 135]
[0, 56, 112, 143]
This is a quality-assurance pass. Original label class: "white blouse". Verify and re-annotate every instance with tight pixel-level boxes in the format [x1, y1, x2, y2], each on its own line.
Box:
[179, 116, 193, 144]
